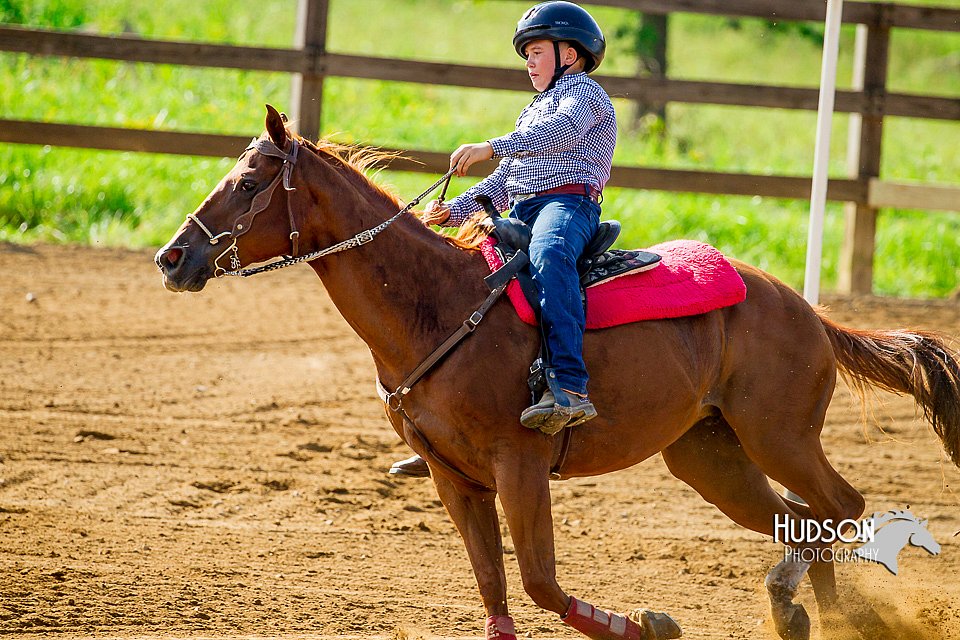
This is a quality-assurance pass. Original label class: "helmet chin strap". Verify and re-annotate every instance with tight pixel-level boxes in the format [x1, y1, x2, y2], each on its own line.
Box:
[546, 40, 574, 91]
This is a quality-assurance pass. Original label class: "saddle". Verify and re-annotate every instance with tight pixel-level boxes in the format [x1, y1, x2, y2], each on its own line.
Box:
[474, 195, 661, 290]
[475, 195, 661, 404]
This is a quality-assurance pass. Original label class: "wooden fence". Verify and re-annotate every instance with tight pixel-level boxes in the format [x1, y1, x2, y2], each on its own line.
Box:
[1, 0, 958, 294]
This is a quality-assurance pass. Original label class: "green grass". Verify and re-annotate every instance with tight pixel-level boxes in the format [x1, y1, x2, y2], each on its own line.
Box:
[1, 0, 958, 296]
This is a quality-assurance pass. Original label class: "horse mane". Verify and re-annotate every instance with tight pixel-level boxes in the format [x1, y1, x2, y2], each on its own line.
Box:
[289, 131, 490, 251]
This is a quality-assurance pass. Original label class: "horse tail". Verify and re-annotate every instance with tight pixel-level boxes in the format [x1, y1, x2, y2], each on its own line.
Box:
[818, 313, 960, 467]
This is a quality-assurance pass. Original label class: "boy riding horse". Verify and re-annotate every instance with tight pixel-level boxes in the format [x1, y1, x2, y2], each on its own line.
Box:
[391, 1, 617, 478]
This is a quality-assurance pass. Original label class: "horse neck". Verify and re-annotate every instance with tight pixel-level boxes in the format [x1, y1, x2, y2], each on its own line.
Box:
[296, 151, 489, 383]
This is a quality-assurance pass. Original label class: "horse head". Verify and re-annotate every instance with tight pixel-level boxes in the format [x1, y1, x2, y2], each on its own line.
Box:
[156, 105, 306, 292]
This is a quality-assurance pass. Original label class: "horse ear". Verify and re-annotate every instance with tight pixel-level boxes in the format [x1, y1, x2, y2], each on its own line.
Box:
[264, 104, 288, 147]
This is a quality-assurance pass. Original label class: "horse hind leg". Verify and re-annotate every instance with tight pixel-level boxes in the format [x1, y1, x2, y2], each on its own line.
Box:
[730, 419, 875, 640]
[778, 498, 841, 612]
[723, 352, 870, 605]
[662, 415, 848, 640]
[764, 525, 841, 640]
[719, 298, 867, 529]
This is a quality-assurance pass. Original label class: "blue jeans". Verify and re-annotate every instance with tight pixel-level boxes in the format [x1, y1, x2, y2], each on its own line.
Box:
[511, 194, 600, 396]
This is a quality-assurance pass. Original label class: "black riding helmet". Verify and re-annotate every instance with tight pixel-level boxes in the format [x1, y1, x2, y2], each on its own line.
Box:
[513, 1, 606, 89]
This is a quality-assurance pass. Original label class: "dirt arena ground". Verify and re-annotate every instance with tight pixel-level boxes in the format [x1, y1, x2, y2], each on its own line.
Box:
[1, 242, 959, 639]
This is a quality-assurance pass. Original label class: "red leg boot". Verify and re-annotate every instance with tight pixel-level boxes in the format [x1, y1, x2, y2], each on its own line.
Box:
[485, 615, 517, 640]
[561, 596, 682, 640]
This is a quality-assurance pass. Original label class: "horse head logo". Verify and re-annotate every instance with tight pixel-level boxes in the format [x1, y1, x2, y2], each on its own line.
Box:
[853, 509, 941, 575]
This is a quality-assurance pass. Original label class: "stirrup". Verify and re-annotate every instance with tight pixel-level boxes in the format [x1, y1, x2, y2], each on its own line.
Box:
[520, 389, 597, 435]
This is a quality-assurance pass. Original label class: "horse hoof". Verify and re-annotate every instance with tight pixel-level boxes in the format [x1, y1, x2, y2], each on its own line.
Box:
[631, 609, 683, 639]
[773, 603, 810, 640]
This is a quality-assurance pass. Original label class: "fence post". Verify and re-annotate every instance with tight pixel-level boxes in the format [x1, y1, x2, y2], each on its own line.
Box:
[838, 9, 890, 295]
[636, 13, 668, 123]
[290, 0, 329, 142]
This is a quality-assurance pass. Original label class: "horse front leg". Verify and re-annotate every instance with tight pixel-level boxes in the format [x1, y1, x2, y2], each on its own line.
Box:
[494, 455, 681, 640]
[431, 473, 516, 639]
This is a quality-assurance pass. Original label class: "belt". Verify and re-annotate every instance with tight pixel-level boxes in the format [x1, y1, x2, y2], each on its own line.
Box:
[513, 184, 601, 204]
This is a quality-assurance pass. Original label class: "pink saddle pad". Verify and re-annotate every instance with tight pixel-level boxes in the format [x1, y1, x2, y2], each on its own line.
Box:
[480, 238, 746, 329]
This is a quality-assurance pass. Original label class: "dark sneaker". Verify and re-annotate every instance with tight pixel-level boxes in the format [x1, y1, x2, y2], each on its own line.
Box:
[388, 454, 430, 478]
[520, 389, 597, 435]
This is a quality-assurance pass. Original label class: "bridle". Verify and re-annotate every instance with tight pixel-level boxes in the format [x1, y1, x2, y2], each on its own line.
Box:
[172, 137, 572, 489]
[185, 135, 454, 279]
[187, 137, 301, 277]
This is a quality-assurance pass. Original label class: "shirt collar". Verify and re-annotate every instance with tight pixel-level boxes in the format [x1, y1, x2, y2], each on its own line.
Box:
[530, 72, 587, 103]
[552, 71, 587, 89]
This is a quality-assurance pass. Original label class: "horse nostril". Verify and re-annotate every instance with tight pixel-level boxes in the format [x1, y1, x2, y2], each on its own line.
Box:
[162, 247, 184, 269]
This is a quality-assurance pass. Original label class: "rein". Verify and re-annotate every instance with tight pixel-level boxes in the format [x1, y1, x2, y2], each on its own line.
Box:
[187, 135, 455, 278]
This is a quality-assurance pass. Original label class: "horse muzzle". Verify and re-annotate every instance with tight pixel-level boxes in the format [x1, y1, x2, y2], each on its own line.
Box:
[155, 242, 214, 292]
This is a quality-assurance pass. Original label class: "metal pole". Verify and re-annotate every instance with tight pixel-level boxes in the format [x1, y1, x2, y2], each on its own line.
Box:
[788, 0, 845, 506]
[802, 0, 845, 307]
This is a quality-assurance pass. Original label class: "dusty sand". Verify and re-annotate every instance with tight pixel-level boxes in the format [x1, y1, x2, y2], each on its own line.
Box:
[1, 243, 958, 639]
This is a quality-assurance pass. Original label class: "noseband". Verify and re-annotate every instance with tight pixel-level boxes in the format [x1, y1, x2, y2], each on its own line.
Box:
[184, 137, 454, 279]
[187, 137, 301, 277]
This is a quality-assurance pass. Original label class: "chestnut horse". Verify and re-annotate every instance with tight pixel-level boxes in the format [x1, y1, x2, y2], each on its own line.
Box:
[157, 106, 960, 640]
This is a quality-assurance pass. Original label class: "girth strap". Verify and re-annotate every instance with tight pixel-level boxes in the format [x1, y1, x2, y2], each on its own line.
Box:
[402, 413, 494, 492]
[377, 379, 573, 488]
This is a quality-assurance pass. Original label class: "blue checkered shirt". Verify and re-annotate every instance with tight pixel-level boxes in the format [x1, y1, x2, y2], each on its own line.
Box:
[444, 72, 617, 226]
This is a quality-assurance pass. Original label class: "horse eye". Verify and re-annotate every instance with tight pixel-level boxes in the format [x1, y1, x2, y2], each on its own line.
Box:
[239, 179, 257, 193]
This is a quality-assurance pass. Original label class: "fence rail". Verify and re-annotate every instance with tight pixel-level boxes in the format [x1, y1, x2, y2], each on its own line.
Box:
[3, 25, 958, 121]
[2, 0, 959, 294]
[601, 0, 960, 31]
[0, 117, 868, 201]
